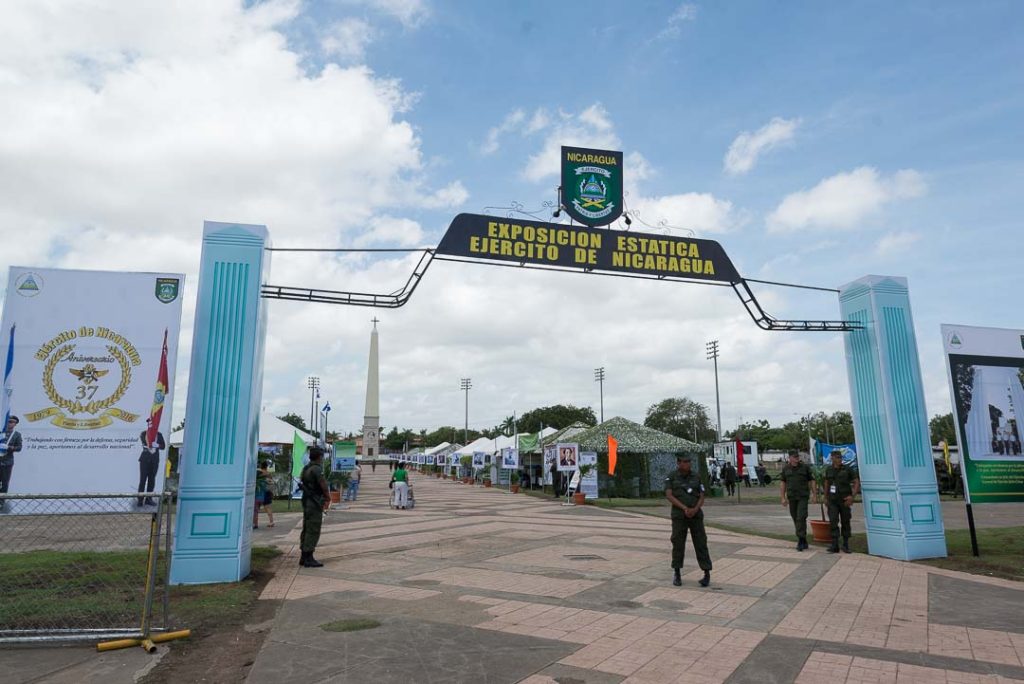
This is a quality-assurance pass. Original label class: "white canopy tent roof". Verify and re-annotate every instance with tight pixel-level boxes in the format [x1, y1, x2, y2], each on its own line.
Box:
[169, 411, 317, 448]
[450, 428, 558, 457]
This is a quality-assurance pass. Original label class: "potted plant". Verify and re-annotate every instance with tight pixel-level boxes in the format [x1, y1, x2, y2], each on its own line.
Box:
[509, 470, 520, 494]
[809, 465, 831, 542]
[482, 469, 492, 487]
[460, 455, 472, 483]
[327, 470, 351, 504]
[573, 463, 594, 505]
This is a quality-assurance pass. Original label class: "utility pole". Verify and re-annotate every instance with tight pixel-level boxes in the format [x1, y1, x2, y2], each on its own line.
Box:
[594, 367, 605, 424]
[460, 378, 472, 444]
[307, 376, 320, 437]
[706, 340, 721, 442]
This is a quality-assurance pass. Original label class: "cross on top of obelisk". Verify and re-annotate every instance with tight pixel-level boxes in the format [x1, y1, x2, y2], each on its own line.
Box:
[371, 317, 380, 330]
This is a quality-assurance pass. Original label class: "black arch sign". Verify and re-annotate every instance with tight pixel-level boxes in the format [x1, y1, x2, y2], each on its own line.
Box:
[435, 213, 740, 283]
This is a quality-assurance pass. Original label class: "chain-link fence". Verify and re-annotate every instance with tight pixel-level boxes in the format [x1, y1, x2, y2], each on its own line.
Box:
[0, 493, 172, 643]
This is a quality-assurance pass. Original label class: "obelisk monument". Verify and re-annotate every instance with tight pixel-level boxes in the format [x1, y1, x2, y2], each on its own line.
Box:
[362, 318, 381, 459]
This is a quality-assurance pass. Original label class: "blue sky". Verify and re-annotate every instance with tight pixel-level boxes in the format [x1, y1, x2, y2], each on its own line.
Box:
[0, 0, 1021, 435]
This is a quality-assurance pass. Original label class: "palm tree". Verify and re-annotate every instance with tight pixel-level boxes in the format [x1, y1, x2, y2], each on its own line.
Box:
[501, 415, 515, 436]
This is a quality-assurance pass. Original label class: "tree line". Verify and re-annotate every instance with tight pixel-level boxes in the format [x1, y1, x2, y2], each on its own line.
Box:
[274, 402, 960, 451]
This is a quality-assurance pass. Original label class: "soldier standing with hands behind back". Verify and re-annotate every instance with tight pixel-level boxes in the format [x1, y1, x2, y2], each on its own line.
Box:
[824, 449, 860, 554]
[299, 446, 331, 568]
[664, 454, 712, 588]
[779, 450, 816, 551]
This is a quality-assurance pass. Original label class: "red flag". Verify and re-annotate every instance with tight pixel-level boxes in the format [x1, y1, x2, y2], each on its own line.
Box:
[146, 329, 169, 446]
[735, 439, 745, 475]
[607, 434, 618, 475]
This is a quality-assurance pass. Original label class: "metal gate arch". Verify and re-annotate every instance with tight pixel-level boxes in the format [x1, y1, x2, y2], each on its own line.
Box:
[170, 219, 945, 585]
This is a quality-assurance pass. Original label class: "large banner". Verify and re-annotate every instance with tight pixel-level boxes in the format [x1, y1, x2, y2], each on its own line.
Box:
[942, 324, 1024, 503]
[436, 214, 741, 284]
[0, 267, 184, 511]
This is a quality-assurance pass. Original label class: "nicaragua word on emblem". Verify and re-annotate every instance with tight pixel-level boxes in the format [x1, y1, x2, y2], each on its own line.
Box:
[26, 326, 142, 430]
[155, 277, 180, 304]
[561, 146, 623, 227]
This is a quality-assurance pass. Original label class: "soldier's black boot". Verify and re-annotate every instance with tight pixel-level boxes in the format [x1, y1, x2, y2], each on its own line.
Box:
[699, 571, 711, 588]
[305, 553, 324, 568]
[672, 569, 681, 586]
[299, 551, 309, 566]
[827, 541, 839, 553]
[842, 540, 851, 554]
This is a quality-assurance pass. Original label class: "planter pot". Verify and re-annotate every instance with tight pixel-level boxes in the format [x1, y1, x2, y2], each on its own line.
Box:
[330, 491, 341, 504]
[463, 477, 471, 484]
[483, 480, 492, 488]
[810, 519, 832, 543]
[573, 492, 586, 505]
[511, 485, 520, 494]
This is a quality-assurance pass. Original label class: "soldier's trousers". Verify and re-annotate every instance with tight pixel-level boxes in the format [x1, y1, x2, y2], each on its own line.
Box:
[137, 453, 159, 505]
[828, 499, 852, 543]
[671, 514, 712, 571]
[300, 499, 323, 553]
[788, 497, 809, 540]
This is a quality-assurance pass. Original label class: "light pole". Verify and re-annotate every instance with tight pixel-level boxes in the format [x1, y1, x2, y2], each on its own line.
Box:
[594, 367, 605, 424]
[706, 340, 721, 442]
[460, 378, 472, 444]
[307, 376, 320, 437]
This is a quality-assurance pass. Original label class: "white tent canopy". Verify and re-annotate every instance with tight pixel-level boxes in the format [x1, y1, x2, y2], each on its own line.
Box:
[169, 411, 317, 448]
[450, 428, 558, 458]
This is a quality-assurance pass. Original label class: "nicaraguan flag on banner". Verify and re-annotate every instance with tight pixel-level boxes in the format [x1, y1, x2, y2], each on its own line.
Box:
[2, 324, 14, 425]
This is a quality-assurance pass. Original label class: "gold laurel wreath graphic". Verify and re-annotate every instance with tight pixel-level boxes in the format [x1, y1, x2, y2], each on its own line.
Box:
[42, 343, 132, 415]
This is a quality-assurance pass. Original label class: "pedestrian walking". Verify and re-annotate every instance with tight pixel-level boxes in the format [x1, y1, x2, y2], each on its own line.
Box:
[0, 416, 23, 511]
[371, 460, 376, 473]
[298, 446, 330, 567]
[721, 462, 736, 496]
[391, 461, 411, 509]
[824, 450, 860, 554]
[344, 461, 362, 501]
[254, 460, 275, 529]
[779, 450, 815, 550]
[664, 454, 712, 588]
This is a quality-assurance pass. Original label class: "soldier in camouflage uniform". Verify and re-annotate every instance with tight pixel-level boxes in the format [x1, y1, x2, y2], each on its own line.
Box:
[824, 450, 860, 554]
[664, 454, 712, 588]
[299, 446, 331, 568]
[779, 450, 817, 551]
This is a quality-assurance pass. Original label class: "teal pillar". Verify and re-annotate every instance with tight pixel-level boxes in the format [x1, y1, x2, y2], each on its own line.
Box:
[839, 275, 947, 560]
[170, 221, 270, 584]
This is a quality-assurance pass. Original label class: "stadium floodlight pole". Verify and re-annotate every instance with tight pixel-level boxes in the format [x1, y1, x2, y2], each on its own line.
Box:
[706, 341, 721, 442]
[460, 378, 472, 444]
[307, 376, 320, 437]
[594, 367, 605, 424]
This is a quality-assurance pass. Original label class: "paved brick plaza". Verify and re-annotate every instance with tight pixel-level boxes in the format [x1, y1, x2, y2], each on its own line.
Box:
[249, 469, 1024, 684]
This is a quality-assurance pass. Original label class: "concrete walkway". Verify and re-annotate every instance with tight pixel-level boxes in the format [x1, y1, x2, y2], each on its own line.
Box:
[245, 468, 1024, 683]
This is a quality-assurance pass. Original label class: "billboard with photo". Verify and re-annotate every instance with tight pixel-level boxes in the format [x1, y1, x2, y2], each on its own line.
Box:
[501, 447, 519, 469]
[0, 267, 184, 512]
[472, 452, 486, 468]
[556, 442, 578, 471]
[942, 324, 1024, 503]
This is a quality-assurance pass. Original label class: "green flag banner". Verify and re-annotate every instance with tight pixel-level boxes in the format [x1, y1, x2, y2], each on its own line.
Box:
[292, 431, 307, 479]
[518, 433, 539, 451]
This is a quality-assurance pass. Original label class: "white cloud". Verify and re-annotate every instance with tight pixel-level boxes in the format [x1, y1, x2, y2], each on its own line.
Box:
[420, 180, 469, 209]
[481, 109, 526, 154]
[321, 18, 375, 61]
[354, 216, 424, 247]
[724, 117, 800, 175]
[657, 3, 698, 40]
[875, 230, 922, 257]
[631, 193, 741, 235]
[335, 0, 430, 28]
[522, 104, 621, 182]
[767, 167, 927, 233]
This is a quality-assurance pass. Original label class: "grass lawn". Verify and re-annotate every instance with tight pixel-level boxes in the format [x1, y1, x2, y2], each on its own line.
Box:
[0, 546, 281, 632]
[707, 521, 1023, 583]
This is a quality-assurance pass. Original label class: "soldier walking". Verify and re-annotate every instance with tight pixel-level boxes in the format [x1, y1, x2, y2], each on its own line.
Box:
[299, 446, 331, 567]
[779, 450, 816, 551]
[664, 454, 712, 588]
[824, 450, 860, 554]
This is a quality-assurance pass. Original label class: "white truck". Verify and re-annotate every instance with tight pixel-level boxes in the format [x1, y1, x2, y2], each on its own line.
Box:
[712, 441, 760, 484]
